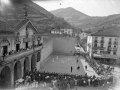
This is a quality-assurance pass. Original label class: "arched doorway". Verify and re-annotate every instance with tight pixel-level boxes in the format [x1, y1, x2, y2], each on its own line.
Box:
[31, 54, 36, 70]
[14, 61, 22, 84]
[24, 57, 29, 76]
[0, 66, 11, 88]
[37, 51, 41, 62]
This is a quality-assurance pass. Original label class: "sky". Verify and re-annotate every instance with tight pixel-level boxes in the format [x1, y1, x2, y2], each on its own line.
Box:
[33, 0, 120, 16]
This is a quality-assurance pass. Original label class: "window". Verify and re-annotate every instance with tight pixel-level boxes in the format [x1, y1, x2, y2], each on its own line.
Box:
[108, 45, 111, 51]
[101, 44, 104, 47]
[101, 37, 104, 40]
[114, 38, 118, 45]
[108, 45, 111, 48]
[95, 37, 98, 40]
[101, 37, 104, 43]
[94, 43, 97, 47]
[109, 38, 111, 41]
[108, 38, 112, 44]
[100, 51, 104, 54]
[113, 52, 116, 55]
[107, 51, 111, 54]
[94, 37, 98, 43]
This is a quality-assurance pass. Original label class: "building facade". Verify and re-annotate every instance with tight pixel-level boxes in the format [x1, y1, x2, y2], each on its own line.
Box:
[60, 28, 73, 36]
[0, 18, 77, 88]
[87, 26, 120, 64]
[0, 19, 44, 88]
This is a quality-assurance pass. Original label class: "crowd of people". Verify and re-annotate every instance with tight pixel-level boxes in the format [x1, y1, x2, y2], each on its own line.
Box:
[3, 43, 43, 57]
[83, 54, 114, 77]
[15, 67, 114, 90]
[14, 51, 115, 90]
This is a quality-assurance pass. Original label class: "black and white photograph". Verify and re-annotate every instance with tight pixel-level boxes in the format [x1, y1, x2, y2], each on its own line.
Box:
[0, 0, 120, 90]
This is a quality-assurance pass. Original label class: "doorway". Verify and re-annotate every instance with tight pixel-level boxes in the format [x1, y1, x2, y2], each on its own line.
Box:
[0, 66, 11, 88]
[26, 42, 28, 49]
[3, 45, 8, 56]
[16, 44, 20, 51]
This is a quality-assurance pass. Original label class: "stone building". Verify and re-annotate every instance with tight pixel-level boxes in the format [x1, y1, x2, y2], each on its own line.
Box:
[0, 18, 44, 88]
[0, 18, 77, 88]
[87, 26, 120, 64]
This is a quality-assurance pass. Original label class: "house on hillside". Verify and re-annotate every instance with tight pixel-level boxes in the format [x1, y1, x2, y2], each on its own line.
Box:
[51, 29, 63, 34]
[60, 28, 73, 36]
[87, 26, 120, 65]
[79, 30, 92, 39]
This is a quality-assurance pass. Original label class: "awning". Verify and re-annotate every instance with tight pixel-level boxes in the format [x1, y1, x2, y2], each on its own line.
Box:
[93, 47, 105, 50]
[93, 53, 117, 59]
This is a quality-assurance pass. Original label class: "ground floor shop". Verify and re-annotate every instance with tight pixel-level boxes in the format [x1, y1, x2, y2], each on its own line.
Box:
[93, 57, 117, 65]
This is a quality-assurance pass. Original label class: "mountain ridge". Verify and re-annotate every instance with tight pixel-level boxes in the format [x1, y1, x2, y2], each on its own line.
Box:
[51, 7, 120, 32]
[1, 0, 76, 33]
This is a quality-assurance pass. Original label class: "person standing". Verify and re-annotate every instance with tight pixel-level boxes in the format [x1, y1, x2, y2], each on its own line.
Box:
[71, 66, 73, 72]
[85, 65, 87, 70]
[77, 66, 80, 70]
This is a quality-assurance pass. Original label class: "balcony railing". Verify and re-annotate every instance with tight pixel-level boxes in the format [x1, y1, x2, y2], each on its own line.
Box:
[113, 47, 117, 51]
[107, 47, 112, 51]
[92, 46, 105, 50]
[1, 44, 43, 62]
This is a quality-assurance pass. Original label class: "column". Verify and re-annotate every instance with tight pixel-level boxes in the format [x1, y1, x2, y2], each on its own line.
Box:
[11, 70, 14, 88]
[21, 64, 24, 78]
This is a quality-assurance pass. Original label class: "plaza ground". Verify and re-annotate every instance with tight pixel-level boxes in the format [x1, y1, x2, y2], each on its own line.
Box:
[40, 54, 86, 75]
[38, 54, 109, 90]
[12, 54, 120, 90]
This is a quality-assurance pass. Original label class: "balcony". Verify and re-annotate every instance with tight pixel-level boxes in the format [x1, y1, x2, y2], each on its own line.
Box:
[92, 46, 105, 50]
[113, 47, 117, 51]
[1, 44, 43, 63]
[107, 47, 112, 51]
[93, 53, 117, 59]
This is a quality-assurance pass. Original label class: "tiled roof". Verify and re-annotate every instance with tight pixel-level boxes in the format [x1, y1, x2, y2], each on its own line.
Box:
[91, 26, 120, 37]
[0, 18, 14, 32]
[0, 31, 14, 35]
[14, 19, 29, 30]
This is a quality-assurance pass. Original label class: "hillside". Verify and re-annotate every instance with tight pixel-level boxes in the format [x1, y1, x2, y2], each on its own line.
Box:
[1, 0, 75, 33]
[51, 7, 120, 32]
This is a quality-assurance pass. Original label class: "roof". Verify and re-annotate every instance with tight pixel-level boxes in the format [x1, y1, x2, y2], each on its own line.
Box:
[0, 31, 14, 35]
[0, 18, 38, 34]
[91, 26, 120, 37]
[93, 53, 117, 59]
[15, 19, 29, 30]
[0, 18, 14, 33]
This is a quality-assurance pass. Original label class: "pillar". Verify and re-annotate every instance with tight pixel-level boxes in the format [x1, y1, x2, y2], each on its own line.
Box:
[11, 70, 14, 88]
[21, 65, 24, 77]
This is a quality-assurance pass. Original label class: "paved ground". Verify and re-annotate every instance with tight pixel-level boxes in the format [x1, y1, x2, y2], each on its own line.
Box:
[38, 54, 109, 90]
[12, 54, 120, 90]
[40, 54, 86, 75]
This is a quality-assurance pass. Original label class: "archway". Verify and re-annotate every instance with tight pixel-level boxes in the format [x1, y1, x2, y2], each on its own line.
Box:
[14, 61, 22, 84]
[0, 66, 11, 88]
[37, 51, 41, 62]
[24, 57, 29, 76]
[31, 54, 36, 70]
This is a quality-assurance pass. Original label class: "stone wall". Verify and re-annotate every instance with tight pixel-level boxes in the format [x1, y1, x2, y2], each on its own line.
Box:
[53, 37, 76, 55]
[39, 37, 53, 67]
